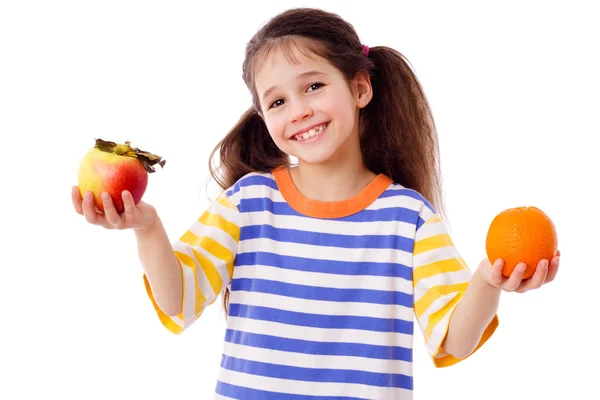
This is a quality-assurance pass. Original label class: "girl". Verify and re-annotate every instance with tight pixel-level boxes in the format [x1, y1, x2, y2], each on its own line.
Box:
[72, 7, 560, 399]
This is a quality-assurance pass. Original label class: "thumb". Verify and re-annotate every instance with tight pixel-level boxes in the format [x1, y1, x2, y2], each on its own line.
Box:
[486, 258, 505, 287]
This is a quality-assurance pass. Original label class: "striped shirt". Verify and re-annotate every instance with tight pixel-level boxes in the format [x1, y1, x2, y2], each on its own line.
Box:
[144, 166, 498, 399]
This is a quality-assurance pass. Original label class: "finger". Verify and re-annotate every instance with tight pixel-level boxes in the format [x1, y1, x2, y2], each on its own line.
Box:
[101, 192, 124, 228]
[516, 259, 548, 293]
[82, 191, 101, 224]
[72, 186, 84, 215]
[488, 258, 505, 287]
[504, 262, 526, 291]
[80, 191, 114, 228]
[555, 249, 561, 257]
[544, 256, 560, 283]
[122, 190, 136, 223]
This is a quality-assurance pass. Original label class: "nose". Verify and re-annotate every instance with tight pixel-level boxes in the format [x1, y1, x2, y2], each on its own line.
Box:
[289, 99, 313, 124]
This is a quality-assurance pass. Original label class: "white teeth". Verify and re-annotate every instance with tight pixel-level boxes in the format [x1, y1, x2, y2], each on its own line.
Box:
[294, 124, 326, 141]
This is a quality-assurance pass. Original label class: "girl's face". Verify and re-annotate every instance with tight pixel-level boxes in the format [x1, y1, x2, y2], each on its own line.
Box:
[254, 44, 372, 166]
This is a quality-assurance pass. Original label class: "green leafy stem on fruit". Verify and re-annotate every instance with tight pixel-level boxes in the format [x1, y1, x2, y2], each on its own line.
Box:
[94, 138, 166, 173]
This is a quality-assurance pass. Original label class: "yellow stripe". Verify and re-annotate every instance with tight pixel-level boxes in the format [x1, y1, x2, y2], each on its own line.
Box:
[192, 248, 224, 296]
[198, 211, 240, 242]
[217, 194, 236, 209]
[414, 283, 469, 317]
[143, 274, 184, 334]
[181, 231, 234, 262]
[180, 231, 235, 278]
[414, 234, 455, 255]
[413, 257, 468, 285]
[174, 251, 207, 315]
[433, 315, 499, 368]
[424, 292, 464, 341]
[426, 214, 442, 223]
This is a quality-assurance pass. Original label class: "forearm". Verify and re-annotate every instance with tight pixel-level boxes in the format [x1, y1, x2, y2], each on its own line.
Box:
[134, 210, 183, 316]
[442, 267, 500, 358]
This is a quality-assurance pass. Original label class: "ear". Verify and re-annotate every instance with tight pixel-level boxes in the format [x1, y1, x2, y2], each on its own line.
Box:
[353, 70, 373, 109]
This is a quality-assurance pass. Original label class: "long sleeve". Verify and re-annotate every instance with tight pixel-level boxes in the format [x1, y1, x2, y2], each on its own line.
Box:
[144, 192, 241, 334]
[413, 206, 498, 367]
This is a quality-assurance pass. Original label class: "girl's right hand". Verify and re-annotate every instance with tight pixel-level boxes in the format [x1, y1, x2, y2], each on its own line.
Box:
[71, 186, 157, 231]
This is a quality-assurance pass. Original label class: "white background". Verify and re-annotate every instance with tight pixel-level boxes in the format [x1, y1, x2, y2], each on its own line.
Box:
[1, 1, 598, 399]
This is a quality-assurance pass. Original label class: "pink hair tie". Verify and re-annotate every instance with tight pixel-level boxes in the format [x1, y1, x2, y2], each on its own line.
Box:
[362, 44, 370, 57]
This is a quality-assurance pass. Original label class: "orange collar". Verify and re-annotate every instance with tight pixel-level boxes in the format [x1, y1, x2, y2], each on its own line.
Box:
[272, 166, 393, 218]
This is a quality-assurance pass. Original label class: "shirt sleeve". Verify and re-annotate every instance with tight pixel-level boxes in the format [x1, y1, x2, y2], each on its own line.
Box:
[143, 191, 240, 334]
[413, 204, 498, 367]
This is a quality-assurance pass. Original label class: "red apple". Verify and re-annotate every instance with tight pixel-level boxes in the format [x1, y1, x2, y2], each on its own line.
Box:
[77, 138, 165, 214]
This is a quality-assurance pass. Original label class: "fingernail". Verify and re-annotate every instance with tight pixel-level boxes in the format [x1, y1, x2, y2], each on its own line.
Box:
[542, 260, 549, 270]
[517, 264, 526, 273]
[85, 192, 92, 200]
[101, 192, 109, 200]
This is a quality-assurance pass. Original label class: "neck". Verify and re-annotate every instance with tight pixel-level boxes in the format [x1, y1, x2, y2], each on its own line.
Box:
[290, 152, 377, 203]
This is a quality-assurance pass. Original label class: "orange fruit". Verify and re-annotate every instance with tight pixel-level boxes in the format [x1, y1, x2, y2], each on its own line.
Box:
[485, 206, 557, 279]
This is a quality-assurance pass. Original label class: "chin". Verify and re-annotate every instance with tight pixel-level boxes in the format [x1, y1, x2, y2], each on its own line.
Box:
[295, 150, 337, 165]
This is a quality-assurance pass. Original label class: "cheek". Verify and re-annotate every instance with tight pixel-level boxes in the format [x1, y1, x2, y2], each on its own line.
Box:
[330, 101, 356, 133]
[319, 91, 355, 124]
[265, 118, 287, 144]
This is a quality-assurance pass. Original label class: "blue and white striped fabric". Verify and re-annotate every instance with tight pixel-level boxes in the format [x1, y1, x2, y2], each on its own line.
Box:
[144, 166, 498, 399]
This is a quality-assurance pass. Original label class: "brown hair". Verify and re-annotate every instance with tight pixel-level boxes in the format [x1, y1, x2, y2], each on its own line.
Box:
[209, 7, 444, 315]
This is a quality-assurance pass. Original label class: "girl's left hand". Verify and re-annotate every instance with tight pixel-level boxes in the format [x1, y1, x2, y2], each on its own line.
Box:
[479, 250, 560, 293]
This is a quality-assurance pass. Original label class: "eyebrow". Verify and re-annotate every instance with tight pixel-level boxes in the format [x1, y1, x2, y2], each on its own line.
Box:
[261, 71, 327, 102]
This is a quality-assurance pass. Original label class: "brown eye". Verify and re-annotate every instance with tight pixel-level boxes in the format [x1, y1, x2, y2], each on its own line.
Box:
[307, 83, 324, 92]
[270, 99, 285, 109]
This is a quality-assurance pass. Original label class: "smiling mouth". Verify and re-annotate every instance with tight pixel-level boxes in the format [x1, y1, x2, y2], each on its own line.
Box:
[292, 122, 329, 141]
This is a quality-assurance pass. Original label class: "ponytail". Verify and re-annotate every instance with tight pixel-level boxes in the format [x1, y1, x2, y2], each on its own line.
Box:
[361, 46, 444, 217]
[209, 107, 288, 191]
[209, 108, 288, 316]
